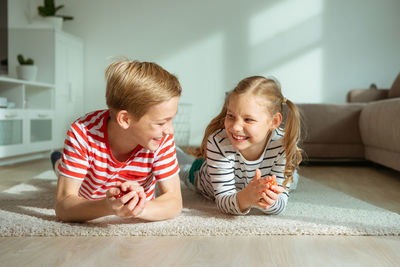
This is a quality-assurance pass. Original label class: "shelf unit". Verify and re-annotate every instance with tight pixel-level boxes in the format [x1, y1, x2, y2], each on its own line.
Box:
[0, 76, 55, 158]
[0, 28, 84, 164]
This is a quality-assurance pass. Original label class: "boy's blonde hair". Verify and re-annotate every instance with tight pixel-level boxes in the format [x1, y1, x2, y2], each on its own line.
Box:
[105, 59, 182, 119]
[198, 76, 302, 189]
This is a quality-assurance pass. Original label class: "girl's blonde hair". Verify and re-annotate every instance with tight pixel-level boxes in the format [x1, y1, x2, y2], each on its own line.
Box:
[198, 76, 302, 188]
[105, 59, 182, 119]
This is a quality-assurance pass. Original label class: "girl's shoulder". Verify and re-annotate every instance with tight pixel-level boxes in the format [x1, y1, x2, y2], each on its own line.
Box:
[269, 128, 285, 145]
[208, 128, 228, 142]
[262, 128, 286, 159]
[273, 127, 285, 138]
[207, 128, 234, 150]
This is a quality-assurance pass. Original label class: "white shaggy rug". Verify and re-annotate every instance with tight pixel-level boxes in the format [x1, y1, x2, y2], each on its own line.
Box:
[0, 171, 399, 237]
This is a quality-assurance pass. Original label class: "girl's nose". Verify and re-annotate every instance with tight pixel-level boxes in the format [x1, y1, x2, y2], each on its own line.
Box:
[232, 120, 243, 132]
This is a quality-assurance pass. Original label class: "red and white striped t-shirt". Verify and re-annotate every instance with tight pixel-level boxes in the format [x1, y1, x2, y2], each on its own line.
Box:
[58, 109, 180, 200]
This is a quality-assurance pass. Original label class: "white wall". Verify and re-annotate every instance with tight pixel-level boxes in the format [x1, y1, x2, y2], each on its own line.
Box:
[9, 0, 400, 145]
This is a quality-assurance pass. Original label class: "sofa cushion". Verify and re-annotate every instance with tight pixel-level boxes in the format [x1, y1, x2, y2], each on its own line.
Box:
[346, 87, 389, 103]
[359, 98, 400, 171]
[297, 103, 365, 159]
[299, 103, 365, 144]
[388, 73, 400, 98]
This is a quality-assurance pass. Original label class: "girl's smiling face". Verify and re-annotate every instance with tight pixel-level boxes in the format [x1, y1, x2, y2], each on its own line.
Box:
[224, 92, 281, 161]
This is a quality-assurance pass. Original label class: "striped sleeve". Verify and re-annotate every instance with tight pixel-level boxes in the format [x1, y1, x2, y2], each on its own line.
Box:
[260, 192, 289, 215]
[58, 122, 90, 181]
[206, 134, 248, 215]
[152, 134, 179, 181]
[269, 147, 287, 187]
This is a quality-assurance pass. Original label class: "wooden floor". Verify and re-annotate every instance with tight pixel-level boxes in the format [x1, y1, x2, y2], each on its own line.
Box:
[1, 158, 400, 267]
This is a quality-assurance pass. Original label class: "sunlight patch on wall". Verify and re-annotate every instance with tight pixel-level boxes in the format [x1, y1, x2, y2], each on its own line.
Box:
[249, 0, 323, 46]
[160, 33, 225, 145]
[265, 47, 323, 103]
[249, 14, 322, 75]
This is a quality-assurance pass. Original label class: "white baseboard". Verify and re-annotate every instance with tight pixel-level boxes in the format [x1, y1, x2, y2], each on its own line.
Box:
[0, 151, 51, 166]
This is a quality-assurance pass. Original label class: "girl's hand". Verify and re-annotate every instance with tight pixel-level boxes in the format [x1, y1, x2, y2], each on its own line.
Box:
[256, 175, 285, 210]
[106, 181, 147, 218]
[238, 169, 269, 211]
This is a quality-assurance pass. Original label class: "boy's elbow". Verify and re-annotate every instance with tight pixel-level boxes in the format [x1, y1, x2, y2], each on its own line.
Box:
[54, 200, 78, 222]
[54, 201, 69, 222]
[54, 203, 69, 222]
[167, 196, 183, 219]
[171, 208, 182, 219]
[171, 198, 183, 218]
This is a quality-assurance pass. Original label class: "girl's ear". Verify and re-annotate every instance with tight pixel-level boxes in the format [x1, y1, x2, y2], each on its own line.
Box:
[270, 112, 282, 130]
[116, 110, 131, 130]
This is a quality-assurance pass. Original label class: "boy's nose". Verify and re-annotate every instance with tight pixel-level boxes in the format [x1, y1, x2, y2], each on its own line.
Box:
[163, 121, 174, 136]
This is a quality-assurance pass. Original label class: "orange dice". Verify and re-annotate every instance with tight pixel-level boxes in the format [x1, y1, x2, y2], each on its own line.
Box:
[266, 177, 277, 190]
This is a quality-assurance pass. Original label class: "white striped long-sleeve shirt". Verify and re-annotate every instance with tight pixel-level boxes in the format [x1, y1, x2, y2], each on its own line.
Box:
[194, 128, 290, 215]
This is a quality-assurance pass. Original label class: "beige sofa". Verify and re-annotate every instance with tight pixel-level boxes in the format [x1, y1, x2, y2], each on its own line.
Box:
[297, 73, 400, 172]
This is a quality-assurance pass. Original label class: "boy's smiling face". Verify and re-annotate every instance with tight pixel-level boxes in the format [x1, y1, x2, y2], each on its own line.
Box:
[128, 96, 179, 151]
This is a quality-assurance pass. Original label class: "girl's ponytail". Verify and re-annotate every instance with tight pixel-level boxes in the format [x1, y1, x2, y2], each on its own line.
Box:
[282, 99, 302, 188]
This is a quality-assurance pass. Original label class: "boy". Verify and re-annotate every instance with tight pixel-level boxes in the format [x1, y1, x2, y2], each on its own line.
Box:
[52, 59, 183, 222]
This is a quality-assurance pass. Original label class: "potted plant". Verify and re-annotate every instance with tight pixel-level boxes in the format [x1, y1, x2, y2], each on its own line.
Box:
[16, 54, 38, 81]
[37, 0, 73, 30]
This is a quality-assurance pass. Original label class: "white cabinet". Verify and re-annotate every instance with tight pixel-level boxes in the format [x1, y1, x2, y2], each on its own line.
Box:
[54, 32, 84, 146]
[0, 77, 55, 158]
[8, 28, 84, 150]
[0, 28, 83, 162]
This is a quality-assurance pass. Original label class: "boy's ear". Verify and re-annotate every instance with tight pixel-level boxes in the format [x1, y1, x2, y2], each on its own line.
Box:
[270, 112, 282, 130]
[116, 110, 131, 129]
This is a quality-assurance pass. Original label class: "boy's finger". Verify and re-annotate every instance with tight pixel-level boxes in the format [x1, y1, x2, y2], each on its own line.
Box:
[136, 198, 144, 213]
[117, 190, 135, 204]
[126, 192, 139, 211]
[139, 191, 146, 200]
[123, 183, 132, 192]
[132, 198, 145, 216]
[106, 188, 119, 198]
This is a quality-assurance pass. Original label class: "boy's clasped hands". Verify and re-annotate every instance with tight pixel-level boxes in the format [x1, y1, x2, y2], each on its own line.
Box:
[106, 181, 146, 218]
[239, 169, 285, 211]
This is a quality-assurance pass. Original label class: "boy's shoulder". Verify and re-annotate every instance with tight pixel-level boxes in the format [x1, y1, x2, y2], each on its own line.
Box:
[75, 109, 109, 125]
[72, 109, 109, 130]
[154, 134, 175, 155]
[69, 109, 109, 138]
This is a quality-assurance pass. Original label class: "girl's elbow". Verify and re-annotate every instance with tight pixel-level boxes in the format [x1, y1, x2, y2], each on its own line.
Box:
[265, 205, 286, 215]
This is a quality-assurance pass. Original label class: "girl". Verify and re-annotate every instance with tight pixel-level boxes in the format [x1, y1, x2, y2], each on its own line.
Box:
[179, 76, 302, 215]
